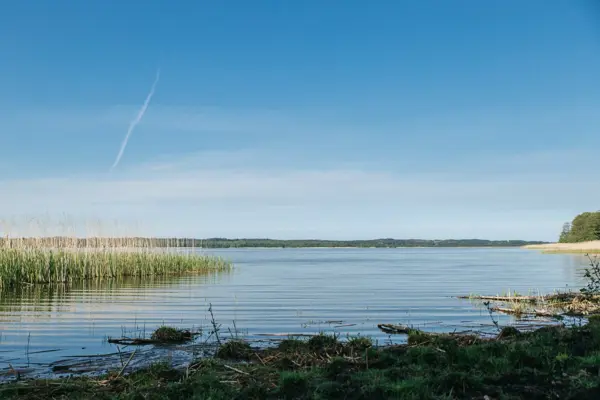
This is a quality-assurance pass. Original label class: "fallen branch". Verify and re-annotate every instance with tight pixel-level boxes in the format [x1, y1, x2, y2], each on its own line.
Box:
[116, 349, 137, 379]
[255, 353, 266, 366]
[223, 364, 250, 376]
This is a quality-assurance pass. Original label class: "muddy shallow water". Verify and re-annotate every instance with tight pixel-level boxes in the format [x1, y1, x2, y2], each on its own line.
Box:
[0, 248, 589, 379]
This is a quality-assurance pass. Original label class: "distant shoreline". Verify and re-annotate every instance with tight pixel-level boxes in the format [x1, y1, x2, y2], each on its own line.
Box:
[2, 237, 546, 249]
[206, 245, 542, 250]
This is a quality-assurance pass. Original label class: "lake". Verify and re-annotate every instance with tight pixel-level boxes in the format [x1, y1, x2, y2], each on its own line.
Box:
[0, 248, 590, 378]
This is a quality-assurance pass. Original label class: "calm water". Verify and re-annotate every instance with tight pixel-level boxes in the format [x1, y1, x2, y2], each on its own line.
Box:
[0, 248, 590, 377]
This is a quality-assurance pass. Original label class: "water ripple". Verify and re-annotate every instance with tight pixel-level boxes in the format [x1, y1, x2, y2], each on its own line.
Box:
[0, 248, 588, 372]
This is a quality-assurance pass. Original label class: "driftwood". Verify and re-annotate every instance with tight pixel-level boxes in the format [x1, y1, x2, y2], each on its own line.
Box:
[377, 323, 411, 334]
[458, 295, 538, 302]
[0, 366, 34, 378]
[491, 307, 558, 318]
[533, 309, 557, 317]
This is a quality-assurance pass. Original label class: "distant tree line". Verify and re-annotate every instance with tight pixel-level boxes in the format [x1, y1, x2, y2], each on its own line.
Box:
[559, 211, 600, 243]
[193, 238, 545, 248]
[1, 237, 546, 249]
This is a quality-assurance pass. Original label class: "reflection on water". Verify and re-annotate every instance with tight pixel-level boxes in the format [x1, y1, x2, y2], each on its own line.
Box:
[0, 271, 229, 322]
[0, 248, 590, 378]
[559, 253, 595, 287]
[0, 269, 232, 377]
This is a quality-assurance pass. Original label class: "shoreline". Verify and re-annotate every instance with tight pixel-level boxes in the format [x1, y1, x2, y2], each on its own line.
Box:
[3, 321, 600, 399]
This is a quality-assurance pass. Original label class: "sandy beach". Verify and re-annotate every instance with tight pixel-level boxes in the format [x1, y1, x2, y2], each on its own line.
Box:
[523, 240, 600, 253]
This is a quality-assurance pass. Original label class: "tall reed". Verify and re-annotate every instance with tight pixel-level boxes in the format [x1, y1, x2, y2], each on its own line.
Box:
[0, 217, 232, 288]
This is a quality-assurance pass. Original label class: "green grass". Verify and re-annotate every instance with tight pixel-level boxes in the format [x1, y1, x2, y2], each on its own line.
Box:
[0, 247, 232, 288]
[307, 332, 340, 352]
[6, 324, 600, 399]
[346, 335, 374, 351]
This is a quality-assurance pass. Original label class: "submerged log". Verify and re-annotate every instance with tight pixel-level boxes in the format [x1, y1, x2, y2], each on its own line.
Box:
[459, 292, 579, 304]
[377, 323, 411, 334]
[491, 307, 524, 315]
[107, 338, 159, 345]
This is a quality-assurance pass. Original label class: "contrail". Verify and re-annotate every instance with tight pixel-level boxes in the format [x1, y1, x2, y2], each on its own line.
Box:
[110, 69, 161, 171]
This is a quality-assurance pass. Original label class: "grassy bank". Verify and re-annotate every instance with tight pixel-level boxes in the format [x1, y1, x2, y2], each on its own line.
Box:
[0, 246, 231, 288]
[4, 322, 600, 399]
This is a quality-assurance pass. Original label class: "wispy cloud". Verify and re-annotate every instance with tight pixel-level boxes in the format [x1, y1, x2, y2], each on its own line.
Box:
[110, 69, 160, 171]
[1, 101, 598, 240]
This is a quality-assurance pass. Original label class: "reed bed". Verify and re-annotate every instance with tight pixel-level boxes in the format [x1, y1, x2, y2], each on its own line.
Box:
[0, 238, 231, 289]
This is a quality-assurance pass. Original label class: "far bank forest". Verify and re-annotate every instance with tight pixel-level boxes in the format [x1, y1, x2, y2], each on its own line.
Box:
[559, 211, 600, 243]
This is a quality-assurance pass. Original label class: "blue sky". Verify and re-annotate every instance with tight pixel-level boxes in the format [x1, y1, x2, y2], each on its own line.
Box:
[1, 1, 599, 240]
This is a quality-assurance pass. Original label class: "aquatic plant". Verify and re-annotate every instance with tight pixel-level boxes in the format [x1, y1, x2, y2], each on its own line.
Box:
[150, 326, 193, 343]
[0, 246, 231, 288]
